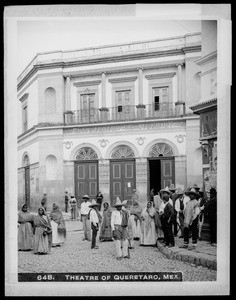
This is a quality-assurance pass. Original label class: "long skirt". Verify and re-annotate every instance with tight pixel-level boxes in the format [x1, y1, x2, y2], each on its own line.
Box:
[33, 227, 50, 254]
[51, 220, 66, 246]
[140, 219, 157, 246]
[99, 224, 113, 241]
[129, 215, 141, 239]
[18, 222, 33, 251]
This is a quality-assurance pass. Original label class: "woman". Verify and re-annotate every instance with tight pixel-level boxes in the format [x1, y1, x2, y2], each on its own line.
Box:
[140, 201, 157, 246]
[130, 200, 142, 240]
[49, 203, 66, 247]
[33, 207, 52, 254]
[99, 202, 113, 242]
[18, 204, 34, 251]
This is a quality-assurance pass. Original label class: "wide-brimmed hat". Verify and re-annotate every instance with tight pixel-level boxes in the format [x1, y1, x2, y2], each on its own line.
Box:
[160, 187, 172, 195]
[176, 188, 184, 195]
[113, 197, 125, 207]
[169, 184, 176, 192]
[89, 199, 99, 208]
[185, 188, 200, 198]
[191, 184, 200, 190]
[82, 194, 90, 199]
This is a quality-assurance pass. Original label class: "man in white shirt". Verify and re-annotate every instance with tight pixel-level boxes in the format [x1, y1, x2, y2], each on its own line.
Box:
[80, 195, 91, 241]
[89, 199, 102, 249]
[111, 198, 129, 260]
[175, 188, 190, 238]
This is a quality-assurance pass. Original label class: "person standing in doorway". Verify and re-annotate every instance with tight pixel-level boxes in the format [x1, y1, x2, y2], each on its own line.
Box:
[41, 193, 47, 212]
[80, 195, 91, 241]
[89, 200, 102, 249]
[111, 197, 130, 260]
[96, 191, 103, 212]
[65, 191, 70, 213]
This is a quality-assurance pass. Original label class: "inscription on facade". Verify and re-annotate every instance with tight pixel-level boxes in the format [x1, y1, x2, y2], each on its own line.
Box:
[64, 121, 185, 135]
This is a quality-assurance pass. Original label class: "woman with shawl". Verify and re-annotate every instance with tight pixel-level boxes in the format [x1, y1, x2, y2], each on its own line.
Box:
[99, 202, 113, 242]
[129, 200, 142, 240]
[49, 203, 66, 247]
[33, 207, 52, 254]
[140, 201, 157, 246]
[18, 203, 34, 251]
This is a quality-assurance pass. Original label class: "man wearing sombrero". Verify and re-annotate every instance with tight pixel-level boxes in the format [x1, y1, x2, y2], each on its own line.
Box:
[180, 188, 200, 249]
[89, 199, 102, 249]
[175, 188, 190, 238]
[80, 195, 92, 241]
[111, 197, 130, 260]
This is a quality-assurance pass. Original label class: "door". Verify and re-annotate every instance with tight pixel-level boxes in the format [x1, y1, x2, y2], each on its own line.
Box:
[115, 90, 132, 120]
[75, 161, 98, 207]
[110, 159, 136, 204]
[25, 166, 30, 207]
[160, 158, 175, 188]
[81, 93, 95, 123]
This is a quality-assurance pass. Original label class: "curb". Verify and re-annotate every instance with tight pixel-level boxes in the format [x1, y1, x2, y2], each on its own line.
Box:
[156, 241, 217, 270]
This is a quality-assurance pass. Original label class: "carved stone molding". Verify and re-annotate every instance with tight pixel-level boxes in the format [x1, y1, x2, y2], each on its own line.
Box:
[136, 137, 146, 146]
[98, 139, 109, 148]
[73, 80, 101, 87]
[108, 76, 137, 84]
[145, 72, 176, 80]
[63, 141, 73, 149]
[175, 134, 186, 143]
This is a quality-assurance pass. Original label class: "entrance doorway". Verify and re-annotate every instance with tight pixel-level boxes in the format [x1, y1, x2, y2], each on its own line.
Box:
[148, 157, 175, 195]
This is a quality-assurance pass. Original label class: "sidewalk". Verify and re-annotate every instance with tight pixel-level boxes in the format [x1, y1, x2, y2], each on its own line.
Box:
[156, 237, 217, 270]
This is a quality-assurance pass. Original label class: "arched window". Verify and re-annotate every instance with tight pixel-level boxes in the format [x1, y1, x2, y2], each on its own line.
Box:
[149, 143, 174, 157]
[75, 147, 98, 160]
[23, 154, 30, 167]
[111, 145, 135, 159]
[45, 155, 57, 180]
[45, 87, 56, 113]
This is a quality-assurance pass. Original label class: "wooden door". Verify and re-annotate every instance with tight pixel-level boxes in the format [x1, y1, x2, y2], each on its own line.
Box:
[110, 160, 136, 204]
[75, 161, 98, 207]
[160, 158, 175, 189]
[25, 166, 30, 207]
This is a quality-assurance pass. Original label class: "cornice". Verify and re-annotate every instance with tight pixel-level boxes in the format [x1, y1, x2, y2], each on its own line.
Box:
[108, 76, 137, 84]
[73, 80, 101, 87]
[195, 50, 217, 66]
[19, 93, 29, 102]
[145, 72, 176, 80]
[190, 98, 217, 113]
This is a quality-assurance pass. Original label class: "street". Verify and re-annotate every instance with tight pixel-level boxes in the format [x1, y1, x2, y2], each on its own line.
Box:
[18, 220, 216, 281]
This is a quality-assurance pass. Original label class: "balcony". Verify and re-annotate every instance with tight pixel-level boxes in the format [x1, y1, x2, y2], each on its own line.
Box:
[64, 102, 186, 125]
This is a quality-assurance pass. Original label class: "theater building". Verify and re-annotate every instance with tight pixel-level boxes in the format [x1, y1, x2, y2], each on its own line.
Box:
[17, 32, 202, 210]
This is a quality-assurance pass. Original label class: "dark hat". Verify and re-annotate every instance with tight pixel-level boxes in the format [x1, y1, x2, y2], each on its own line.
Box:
[185, 188, 200, 198]
[169, 184, 176, 192]
[191, 184, 200, 190]
[160, 187, 172, 196]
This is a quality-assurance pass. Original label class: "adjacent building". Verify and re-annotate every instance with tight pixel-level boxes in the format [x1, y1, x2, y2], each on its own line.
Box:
[17, 32, 203, 211]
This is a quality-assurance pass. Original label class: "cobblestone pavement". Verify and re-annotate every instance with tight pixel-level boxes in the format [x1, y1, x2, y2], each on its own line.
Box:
[18, 220, 216, 281]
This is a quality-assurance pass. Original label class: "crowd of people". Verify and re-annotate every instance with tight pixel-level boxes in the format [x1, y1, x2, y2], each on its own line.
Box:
[18, 185, 217, 259]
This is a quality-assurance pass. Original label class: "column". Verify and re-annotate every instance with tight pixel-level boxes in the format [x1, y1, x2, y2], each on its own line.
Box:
[136, 68, 146, 119]
[135, 157, 148, 209]
[99, 72, 109, 121]
[66, 76, 71, 111]
[98, 159, 110, 205]
[177, 63, 182, 102]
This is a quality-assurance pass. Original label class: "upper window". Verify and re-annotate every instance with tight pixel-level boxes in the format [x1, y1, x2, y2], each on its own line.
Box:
[153, 87, 169, 111]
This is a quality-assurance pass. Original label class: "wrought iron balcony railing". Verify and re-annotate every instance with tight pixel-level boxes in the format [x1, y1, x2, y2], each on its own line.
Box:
[64, 102, 186, 125]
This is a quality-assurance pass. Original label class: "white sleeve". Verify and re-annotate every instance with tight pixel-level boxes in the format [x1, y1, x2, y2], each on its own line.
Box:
[175, 199, 180, 212]
[111, 211, 115, 231]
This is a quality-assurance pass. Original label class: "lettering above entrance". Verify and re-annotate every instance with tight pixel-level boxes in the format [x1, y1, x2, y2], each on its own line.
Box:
[149, 143, 174, 157]
[111, 145, 135, 159]
[75, 147, 98, 160]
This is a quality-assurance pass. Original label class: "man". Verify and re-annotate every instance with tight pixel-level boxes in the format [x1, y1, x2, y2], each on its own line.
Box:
[96, 191, 103, 212]
[175, 188, 190, 238]
[159, 187, 175, 247]
[88, 199, 102, 249]
[41, 193, 47, 212]
[80, 195, 92, 241]
[159, 187, 173, 213]
[169, 184, 178, 236]
[111, 197, 130, 260]
[65, 191, 70, 213]
[207, 188, 217, 246]
[179, 188, 200, 249]
[69, 195, 77, 220]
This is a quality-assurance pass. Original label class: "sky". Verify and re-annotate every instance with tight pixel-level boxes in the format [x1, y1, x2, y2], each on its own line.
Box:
[17, 19, 201, 75]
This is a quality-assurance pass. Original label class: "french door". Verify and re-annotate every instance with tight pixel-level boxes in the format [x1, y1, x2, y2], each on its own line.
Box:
[80, 93, 95, 123]
[110, 159, 136, 204]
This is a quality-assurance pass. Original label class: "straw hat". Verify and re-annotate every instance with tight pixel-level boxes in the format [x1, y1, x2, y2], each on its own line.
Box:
[113, 197, 125, 207]
[185, 188, 200, 198]
[82, 194, 90, 199]
[176, 187, 184, 195]
[169, 184, 176, 192]
[160, 187, 172, 195]
[89, 199, 99, 208]
[191, 184, 200, 190]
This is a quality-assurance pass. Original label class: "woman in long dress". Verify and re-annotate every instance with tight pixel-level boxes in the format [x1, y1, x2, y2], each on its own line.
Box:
[99, 202, 113, 242]
[33, 207, 52, 254]
[18, 204, 34, 251]
[129, 200, 142, 241]
[140, 201, 157, 246]
[49, 203, 66, 247]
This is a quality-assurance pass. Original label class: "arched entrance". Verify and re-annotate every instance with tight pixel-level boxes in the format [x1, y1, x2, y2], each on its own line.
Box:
[23, 154, 30, 207]
[74, 147, 98, 206]
[148, 143, 175, 194]
[110, 145, 136, 204]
